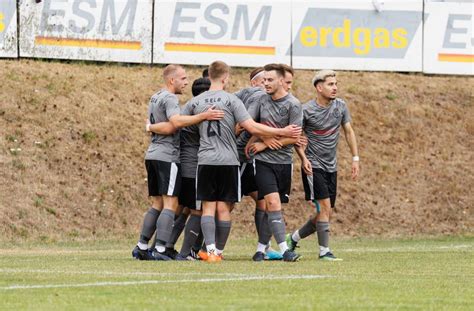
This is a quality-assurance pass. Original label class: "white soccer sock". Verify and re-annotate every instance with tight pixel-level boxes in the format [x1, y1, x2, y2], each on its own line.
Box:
[320, 246, 330, 256]
[206, 243, 216, 254]
[292, 230, 301, 242]
[278, 241, 289, 253]
[257, 243, 267, 253]
[155, 245, 166, 253]
[137, 242, 148, 250]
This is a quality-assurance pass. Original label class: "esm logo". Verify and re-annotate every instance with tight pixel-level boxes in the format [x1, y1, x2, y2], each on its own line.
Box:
[170, 2, 271, 41]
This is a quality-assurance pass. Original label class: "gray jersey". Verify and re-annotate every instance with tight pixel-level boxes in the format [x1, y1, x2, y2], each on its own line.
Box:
[303, 98, 352, 172]
[180, 102, 200, 178]
[235, 87, 266, 163]
[248, 93, 303, 164]
[145, 89, 181, 162]
[189, 90, 251, 166]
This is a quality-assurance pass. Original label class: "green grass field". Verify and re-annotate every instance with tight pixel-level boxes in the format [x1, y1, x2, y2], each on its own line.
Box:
[1, 236, 472, 310]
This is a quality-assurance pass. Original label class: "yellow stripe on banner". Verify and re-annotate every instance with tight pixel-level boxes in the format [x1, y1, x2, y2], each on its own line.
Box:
[35, 36, 142, 50]
[165, 42, 275, 55]
[438, 53, 474, 63]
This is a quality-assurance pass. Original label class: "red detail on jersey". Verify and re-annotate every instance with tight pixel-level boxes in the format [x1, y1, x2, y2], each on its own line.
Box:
[313, 126, 339, 136]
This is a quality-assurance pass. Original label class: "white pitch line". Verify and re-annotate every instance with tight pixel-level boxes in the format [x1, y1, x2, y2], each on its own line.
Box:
[1, 275, 329, 290]
[0, 268, 245, 277]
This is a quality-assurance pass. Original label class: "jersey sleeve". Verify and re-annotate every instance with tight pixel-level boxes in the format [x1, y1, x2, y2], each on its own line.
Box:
[247, 93, 264, 121]
[341, 101, 352, 125]
[289, 101, 303, 127]
[231, 96, 251, 123]
[165, 95, 181, 119]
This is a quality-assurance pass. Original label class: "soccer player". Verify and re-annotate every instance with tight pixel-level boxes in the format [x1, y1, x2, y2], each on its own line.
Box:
[235, 68, 283, 261]
[245, 63, 303, 262]
[174, 77, 212, 261]
[132, 64, 224, 261]
[288, 70, 360, 261]
[188, 61, 302, 262]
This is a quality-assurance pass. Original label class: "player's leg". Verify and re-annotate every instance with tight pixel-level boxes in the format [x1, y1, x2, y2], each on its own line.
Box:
[201, 201, 219, 261]
[255, 161, 300, 262]
[315, 170, 341, 261]
[165, 206, 190, 258]
[214, 165, 239, 259]
[133, 160, 164, 260]
[286, 167, 318, 251]
[153, 194, 179, 260]
[152, 161, 181, 260]
[215, 201, 232, 258]
[176, 177, 202, 260]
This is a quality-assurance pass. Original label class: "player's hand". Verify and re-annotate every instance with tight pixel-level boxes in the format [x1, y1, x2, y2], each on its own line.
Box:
[281, 124, 302, 138]
[352, 160, 360, 180]
[263, 137, 283, 150]
[249, 142, 267, 155]
[302, 159, 312, 176]
[145, 119, 151, 132]
[245, 141, 253, 159]
[203, 105, 225, 121]
[235, 124, 244, 136]
[295, 135, 308, 148]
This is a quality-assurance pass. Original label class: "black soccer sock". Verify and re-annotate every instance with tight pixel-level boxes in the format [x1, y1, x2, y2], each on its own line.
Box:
[179, 214, 201, 257]
[316, 221, 330, 248]
[215, 220, 232, 251]
[267, 210, 287, 244]
[139, 208, 161, 244]
[154, 209, 175, 250]
[201, 215, 216, 247]
[166, 212, 188, 249]
[298, 219, 317, 240]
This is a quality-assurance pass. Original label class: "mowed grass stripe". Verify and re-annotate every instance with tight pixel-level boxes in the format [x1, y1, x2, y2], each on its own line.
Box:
[1, 275, 330, 290]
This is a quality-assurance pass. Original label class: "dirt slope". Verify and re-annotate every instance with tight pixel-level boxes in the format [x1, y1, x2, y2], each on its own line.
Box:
[0, 59, 473, 241]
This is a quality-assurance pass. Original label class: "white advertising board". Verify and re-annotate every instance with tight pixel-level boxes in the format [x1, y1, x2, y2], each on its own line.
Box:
[291, 0, 423, 72]
[0, 0, 18, 58]
[19, 0, 153, 63]
[153, 0, 291, 67]
[423, 0, 473, 75]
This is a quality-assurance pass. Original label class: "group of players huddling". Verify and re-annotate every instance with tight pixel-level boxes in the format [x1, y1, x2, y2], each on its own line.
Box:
[132, 61, 359, 263]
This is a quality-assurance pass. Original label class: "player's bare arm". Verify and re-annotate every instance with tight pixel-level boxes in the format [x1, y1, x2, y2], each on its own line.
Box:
[169, 106, 225, 129]
[146, 119, 177, 135]
[342, 121, 360, 180]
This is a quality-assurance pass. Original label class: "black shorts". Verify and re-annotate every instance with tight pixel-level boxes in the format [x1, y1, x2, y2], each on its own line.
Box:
[255, 160, 292, 203]
[240, 161, 257, 196]
[145, 160, 181, 197]
[178, 177, 201, 210]
[302, 168, 337, 208]
[196, 165, 240, 203]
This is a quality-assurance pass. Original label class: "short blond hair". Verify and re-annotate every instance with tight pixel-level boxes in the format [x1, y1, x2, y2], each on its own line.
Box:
[163, 64, 183, 82]
[312, 70, 336, 86]
[208, 61, 230, 80]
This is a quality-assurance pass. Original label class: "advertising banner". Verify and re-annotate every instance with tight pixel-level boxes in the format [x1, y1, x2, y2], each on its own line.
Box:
[153, 0, 291, 67]
[19, 0, 153, 63]
[291, 0, 423, 72]
[0, 0, 18, 58]
[423, 0, 473, 75]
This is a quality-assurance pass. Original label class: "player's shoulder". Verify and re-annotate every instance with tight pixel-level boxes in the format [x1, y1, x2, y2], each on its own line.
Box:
[286, 93, 302, 106]
[333, 97, 347, 107]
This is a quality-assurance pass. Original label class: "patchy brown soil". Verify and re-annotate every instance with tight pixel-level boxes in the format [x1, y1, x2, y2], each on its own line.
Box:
[0, 59, 473, 242]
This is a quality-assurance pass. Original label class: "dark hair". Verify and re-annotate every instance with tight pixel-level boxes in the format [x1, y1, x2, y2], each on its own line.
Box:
[280, 63, 294, 76]
[192, 77, 211, 96]
[202, 68, 209, 78]
[263, 63, 285, 77]
[249, 67, 264, 81]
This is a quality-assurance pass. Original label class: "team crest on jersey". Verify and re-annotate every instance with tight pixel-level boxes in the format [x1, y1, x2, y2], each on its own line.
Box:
[279, 106, 289, 116]
[332, 107, 341, 119]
